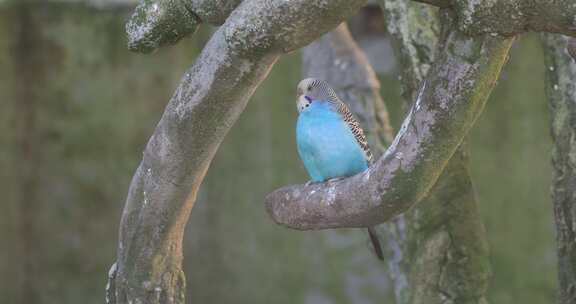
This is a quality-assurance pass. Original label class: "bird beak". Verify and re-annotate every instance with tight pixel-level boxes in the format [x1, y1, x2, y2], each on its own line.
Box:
[297, 95, 310, 112]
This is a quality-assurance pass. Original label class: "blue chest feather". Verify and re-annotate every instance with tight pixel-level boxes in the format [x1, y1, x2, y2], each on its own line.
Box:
[296, 101, 369, 182]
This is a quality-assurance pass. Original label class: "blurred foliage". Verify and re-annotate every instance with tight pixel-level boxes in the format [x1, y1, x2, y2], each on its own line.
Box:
[0, 3, 555, 304]
[0, 4, 206, 303]
[470, 36, 555, 303]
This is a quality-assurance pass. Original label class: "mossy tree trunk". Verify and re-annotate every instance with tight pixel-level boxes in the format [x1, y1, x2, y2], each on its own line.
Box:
[542, 34, 576, 304]
[380, 3, 491, 303]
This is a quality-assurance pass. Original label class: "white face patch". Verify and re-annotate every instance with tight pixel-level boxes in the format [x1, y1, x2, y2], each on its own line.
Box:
[296, 94, 312, 113]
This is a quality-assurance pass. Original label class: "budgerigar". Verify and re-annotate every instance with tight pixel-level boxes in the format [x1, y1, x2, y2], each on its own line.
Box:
[295, 78, 383, 260]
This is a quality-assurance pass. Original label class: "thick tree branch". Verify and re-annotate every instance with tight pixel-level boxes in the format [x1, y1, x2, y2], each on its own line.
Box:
[109, 1, 368, 303]
[265, 19, 514, 231]
[542, 33, 576, 304]
[411, 0, 576, 37]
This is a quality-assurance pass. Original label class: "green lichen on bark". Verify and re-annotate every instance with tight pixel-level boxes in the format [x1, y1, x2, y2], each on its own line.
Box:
[542, 33, 576, 304]
[409, 148, 491, 304]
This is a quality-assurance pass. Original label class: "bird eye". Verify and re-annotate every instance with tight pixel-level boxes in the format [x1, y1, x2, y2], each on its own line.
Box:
[307, 85, 312, 91]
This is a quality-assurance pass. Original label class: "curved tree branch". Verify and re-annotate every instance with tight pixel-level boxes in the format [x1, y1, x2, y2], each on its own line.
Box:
[411, 0, 576, 37]
[265, 16, 514, 231]
[108, 1, 368, 303]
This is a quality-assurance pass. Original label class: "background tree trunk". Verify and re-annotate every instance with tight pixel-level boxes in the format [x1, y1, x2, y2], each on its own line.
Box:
[380, 3, 491, 303]
[542, 34, 576, 304]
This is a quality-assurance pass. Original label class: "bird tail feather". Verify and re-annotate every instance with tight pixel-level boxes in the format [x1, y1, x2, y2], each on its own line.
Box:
[367, 226, 384, 261]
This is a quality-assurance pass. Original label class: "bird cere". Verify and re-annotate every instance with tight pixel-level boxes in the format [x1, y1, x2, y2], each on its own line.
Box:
[294, 78, 383, 260]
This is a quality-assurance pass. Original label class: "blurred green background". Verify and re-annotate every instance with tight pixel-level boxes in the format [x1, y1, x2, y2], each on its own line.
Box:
[0, 2, 554, 304]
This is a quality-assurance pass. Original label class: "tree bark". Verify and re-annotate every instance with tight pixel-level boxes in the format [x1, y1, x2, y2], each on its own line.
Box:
[542, 34, 576, 304]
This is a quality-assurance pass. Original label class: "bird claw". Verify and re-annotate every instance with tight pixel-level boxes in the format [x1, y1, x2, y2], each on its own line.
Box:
[327, 177, 345, 183]
[304, 177, 344, 186]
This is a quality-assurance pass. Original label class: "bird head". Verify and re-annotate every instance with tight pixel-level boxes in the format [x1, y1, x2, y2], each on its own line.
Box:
[296, 78, 338, 113]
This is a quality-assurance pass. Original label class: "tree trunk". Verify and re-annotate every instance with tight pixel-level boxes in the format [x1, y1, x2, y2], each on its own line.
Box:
[380, 3, 491, 303]
[542, 34, 576, 304]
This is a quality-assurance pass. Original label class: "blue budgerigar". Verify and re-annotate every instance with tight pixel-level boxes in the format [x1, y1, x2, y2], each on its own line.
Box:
[295, 78, 383, 260]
